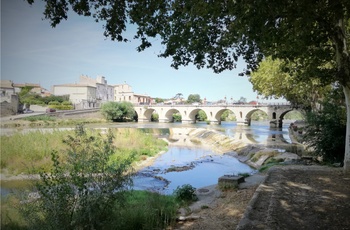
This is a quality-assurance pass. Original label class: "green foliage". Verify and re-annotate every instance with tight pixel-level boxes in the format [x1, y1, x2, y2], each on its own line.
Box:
[116, 190, 178, 229]
[19, 89, 69, 106]
[41, 95, 68, 104]
[1, 127, 167, 175]
[22, 115, 56, 122]
[154, 98, 164, 103]
[20, 125, 134, 229]
[304, 90, 346, 163]
[0, 130, 72, 174]
[221, 110, 236, 121]
[187, 94, 201, 104]
[48, 101, 60, 105]
[284, 111, 305, 120]
[61, 101, 72, 105]
[172, 113, 182, 122]
[196, 110, 207, 121]
[101, 101, 135, 121]
[173, 184, 198, 203]
[251, 111, 268, 121]
[151, 113, 159, 121]
[250, 57, 333, 110]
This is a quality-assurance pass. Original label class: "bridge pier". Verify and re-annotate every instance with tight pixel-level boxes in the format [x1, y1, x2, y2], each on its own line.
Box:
[236, 118, 251, 126]
[137, 118, 149, 123]
[270, 119, 283, 128]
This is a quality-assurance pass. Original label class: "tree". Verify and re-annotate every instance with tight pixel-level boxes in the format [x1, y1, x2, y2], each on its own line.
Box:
[21, 125, 134, 229]
[238, 97, 247, 104]
[187, 94, 201, 104]
[27, 0, 350, 172]
[249, 57, 333, 111]
[304, 89, 346, 163]
[101, 101, 135, 121]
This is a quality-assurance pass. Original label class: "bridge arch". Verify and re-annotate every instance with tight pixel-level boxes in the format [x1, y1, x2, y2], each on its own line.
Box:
[134, 104, 299, 127]
[163, 108, 181, 123]
[245, 109, 268, 126]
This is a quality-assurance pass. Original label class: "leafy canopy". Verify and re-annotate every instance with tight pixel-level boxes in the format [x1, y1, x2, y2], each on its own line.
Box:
[27, 0, 349, 82]
[101, 101, 135, 121]
[249, 57, 333, 111]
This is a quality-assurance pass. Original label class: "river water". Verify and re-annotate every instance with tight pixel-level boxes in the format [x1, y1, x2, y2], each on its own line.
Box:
[1, 120, 294, 196]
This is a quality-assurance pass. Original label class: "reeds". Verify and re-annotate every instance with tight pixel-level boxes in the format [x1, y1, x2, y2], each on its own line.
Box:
[1, 128, 168, 175]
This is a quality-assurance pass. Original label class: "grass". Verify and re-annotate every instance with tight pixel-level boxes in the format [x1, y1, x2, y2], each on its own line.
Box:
[22, 115, 56, 122]
[1, 127, 168, 175]
[1, 190, 179, 230]
[1, 117, 107, 129]
[1, 127, 173, 230]
[116, 190, 178, 229]
[0, 129, 72, 174]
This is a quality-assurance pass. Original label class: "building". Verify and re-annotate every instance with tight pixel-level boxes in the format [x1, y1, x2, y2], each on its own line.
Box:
[0, 80, 15, 103]
[114, 83, 151, 105]
[53, 75, 115, 109]
[0, 80, 19, 116]
[79, 75, 114, 103]
[53, 83, 97, 109]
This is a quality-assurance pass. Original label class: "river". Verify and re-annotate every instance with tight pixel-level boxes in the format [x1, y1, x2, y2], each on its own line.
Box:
[1, 120, 294, 196]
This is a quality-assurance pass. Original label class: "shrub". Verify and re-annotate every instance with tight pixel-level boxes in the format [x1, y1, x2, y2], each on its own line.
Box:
[48, 101, 60, 105]
[101, 101, 135, 121]
[173, 184, 198, 203]
[116, 190, 178, 229]
[304, 90, 346, 163]
[172, 113, 182, 122]
[151, 113, 159, 122]
[19, 124, 135, 229]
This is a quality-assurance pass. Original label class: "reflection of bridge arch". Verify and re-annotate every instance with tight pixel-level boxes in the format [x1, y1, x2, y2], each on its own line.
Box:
[135, 104, 300, 127]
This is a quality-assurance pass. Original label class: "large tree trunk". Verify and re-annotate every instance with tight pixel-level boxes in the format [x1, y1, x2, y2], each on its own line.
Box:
[333, 15, 350, 174]
[343, 85, 350, 174]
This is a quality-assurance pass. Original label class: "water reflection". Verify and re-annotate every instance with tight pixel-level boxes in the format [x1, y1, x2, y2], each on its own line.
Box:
[1, 120, 293, 145]
[134, 147, 255, 194]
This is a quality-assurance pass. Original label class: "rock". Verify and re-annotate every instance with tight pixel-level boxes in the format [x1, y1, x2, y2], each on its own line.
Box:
[218, 175, 245, 189]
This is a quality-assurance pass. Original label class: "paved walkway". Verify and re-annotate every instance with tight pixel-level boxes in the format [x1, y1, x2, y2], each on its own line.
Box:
[237, 165, 350, 230]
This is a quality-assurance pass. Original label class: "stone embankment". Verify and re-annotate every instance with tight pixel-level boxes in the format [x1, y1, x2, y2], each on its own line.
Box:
[170, 127, 303, 170]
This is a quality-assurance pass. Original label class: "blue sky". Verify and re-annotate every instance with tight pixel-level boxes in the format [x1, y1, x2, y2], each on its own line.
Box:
[1, 0, 285, 103]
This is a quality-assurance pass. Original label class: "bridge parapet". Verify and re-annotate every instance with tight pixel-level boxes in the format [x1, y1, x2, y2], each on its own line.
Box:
[134, 103, 298, 127]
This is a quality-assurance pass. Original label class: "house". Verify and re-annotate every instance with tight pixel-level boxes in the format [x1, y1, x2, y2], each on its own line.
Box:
[0, 80, 19, 116]
[0, 80, 15, 103]
[53, 83, 97, 109]
[79, 75, 114, 103]
[52, 75, 115, 109]
[114, 83, 151, 105]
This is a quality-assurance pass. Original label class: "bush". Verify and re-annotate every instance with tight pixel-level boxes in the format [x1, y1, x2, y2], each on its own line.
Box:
[48, 101, 60, 105]
[101, 101, 135, 121]
[19, 124, 135, 229]
[151, 113, 159, 122]
[304, 91, 346, 163]
[173, 184, 198, 203]
[173, 113, 182, 122]
[116, 191, 178, 229]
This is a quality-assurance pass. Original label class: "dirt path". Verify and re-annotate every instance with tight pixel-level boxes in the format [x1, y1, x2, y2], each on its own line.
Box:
[172, 165, 350, 230]
[172, 174, 266, 229]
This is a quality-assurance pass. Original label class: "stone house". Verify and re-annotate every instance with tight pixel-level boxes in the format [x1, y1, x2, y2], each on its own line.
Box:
[114, 83, 151, 105]
[53, 83, 97, 109]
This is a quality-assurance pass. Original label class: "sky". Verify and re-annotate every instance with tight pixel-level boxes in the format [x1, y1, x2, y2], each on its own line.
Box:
[1, 0, 285, 103]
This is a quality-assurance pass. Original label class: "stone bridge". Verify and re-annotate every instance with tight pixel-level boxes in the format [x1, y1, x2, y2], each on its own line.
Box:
[134, 104, 299, 128]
